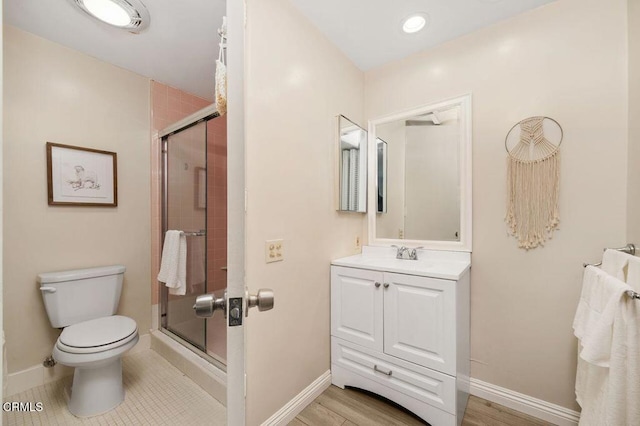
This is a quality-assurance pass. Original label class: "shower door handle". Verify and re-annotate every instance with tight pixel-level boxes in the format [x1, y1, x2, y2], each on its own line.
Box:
[193, 291, 227, 318]
[246, 289, 275, 316]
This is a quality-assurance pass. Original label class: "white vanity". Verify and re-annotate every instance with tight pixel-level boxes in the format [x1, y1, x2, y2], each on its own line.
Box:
[330, 246, 470, 426]
[331, 95, 472, 425]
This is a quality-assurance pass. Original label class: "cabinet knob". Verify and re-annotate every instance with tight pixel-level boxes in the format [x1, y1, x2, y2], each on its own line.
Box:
[375, 282, 381, 288]
[383, 283, 390, 289]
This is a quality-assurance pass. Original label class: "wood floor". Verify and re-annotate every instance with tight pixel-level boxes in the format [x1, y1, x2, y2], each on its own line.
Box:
[290, 385, 555, 426]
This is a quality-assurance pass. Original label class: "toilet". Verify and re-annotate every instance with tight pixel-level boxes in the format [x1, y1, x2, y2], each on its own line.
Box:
[38, 265, 139, 417]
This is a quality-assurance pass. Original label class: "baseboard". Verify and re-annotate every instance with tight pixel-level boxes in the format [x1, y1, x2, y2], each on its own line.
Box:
[470, 378, 580, 426]
[261, 370, 332, 426]
[6, 332, 152, 398]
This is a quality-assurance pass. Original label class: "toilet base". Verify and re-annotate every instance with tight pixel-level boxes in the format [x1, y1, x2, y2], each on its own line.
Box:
[68, 359, 124, 417]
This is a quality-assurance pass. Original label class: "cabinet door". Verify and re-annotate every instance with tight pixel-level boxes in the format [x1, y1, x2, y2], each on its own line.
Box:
[331, 266, 384, 351]
[383, 272, 456, 375]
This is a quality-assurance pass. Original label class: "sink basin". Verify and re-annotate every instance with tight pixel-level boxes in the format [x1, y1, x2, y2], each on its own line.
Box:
[358, 257, 433, 270]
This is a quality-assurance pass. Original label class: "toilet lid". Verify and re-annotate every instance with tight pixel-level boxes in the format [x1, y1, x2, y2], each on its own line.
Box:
[59, 316, 137, 348]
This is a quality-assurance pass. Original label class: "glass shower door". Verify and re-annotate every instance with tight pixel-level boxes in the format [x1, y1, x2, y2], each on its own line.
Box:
[162, 115, 228, 367]
[163, 121, 207, 351]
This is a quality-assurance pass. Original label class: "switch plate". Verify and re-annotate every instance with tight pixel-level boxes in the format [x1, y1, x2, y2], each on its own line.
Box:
[265, 239, 284, 263]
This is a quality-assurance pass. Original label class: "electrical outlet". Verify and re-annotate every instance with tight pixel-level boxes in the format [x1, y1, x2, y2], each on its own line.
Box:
[354, 235, 361, 252]
[265, 239, 284, 263]
[399, 229, 404, 239]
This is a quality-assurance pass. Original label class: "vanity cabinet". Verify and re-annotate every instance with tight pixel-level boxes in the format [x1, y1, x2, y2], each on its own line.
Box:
[330, 260, 470, 426]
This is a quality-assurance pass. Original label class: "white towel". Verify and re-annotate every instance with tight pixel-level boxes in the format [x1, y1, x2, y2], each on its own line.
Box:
[157, 230, 187, 296]
[574, 267, 629, 366]
[574, 266, 639, 425]
[625, 255, 640, 293]
[601, 249, 629, 281]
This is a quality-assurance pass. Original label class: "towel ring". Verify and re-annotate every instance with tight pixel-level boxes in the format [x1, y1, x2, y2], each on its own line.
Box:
[504, 116, 563, 153]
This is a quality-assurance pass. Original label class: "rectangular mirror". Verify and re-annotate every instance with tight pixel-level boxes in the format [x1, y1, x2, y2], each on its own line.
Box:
[368, 94, 472, 251]
[337, 115, 367, 212]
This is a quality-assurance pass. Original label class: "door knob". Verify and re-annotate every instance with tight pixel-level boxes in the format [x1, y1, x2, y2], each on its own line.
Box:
[246, 289, 275, 316]
[193, 291, 227, 318]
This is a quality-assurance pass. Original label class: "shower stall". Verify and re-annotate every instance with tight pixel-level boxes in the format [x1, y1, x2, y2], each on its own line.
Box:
[159, 106, 228, 369]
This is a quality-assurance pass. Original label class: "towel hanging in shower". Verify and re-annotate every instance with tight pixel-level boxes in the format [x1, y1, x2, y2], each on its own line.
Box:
[215, 17, 227, 115]
[505, 116, 562, 249]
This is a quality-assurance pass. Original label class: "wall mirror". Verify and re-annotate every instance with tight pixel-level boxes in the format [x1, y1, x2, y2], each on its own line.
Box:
[337, 115, 367, 212]
[368, 94, 472, 251]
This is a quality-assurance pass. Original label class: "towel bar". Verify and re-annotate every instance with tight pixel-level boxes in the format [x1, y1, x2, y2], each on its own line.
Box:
[582, 243, 640, 299]
[582, 244, 636, 267]
[180, 230, 206, 237]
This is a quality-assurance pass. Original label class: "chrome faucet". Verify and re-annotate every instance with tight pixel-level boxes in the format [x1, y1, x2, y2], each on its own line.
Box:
[391, 245, 408, 259]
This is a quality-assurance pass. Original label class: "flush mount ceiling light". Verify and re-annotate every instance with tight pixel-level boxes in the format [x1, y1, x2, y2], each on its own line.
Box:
[72, 0, 150, 33]
[402, 13, 428, 34]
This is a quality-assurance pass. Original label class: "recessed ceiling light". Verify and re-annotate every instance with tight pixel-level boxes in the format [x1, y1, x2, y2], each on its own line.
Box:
[72, 0, 150, 33]
[402, 14, 427, 34]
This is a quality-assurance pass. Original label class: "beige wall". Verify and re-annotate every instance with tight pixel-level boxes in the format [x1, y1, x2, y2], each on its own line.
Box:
[3, 26, 151, 373]
[629, 0, 640, 243]
[244, 0, 365, 423]
[366, 0, 628, 410]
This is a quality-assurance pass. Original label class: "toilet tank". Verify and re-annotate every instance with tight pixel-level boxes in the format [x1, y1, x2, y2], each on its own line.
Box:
[38, 265, 126, 328]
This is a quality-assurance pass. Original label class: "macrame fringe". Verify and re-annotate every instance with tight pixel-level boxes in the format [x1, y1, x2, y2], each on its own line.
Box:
[215, 59, 227, 116]
[505, 117, 560, 250]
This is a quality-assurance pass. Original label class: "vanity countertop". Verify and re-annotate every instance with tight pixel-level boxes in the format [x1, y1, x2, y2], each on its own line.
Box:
[332, 246, 471, 281]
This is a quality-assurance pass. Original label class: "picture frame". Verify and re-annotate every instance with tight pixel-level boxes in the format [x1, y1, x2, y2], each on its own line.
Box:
[46, 142, 118, 206]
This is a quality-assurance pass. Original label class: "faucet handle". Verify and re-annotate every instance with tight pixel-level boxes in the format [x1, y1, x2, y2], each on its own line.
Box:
[408, 246, 424, 260]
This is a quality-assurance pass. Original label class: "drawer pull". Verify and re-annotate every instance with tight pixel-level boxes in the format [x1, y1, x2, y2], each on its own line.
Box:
[373, 365, 392, 376]
[375, 282, 381, 288]
[383, 283, 390, 289]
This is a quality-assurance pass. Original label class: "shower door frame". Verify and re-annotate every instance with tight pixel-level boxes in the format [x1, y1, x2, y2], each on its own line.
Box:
[159, 105, 222, 367]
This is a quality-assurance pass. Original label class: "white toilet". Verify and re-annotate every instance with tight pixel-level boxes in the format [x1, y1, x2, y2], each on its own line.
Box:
[38, 265, 139, 417]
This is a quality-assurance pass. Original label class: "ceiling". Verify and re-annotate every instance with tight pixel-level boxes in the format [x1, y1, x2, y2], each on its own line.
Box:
[4, 0, 555, 101]
[4, 0, 226, 101]
[289, 0, 555, 70]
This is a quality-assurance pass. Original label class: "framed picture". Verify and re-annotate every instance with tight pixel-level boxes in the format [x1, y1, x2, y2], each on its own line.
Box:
[195, 167, 206, 210]
[46, 142, 118, 206]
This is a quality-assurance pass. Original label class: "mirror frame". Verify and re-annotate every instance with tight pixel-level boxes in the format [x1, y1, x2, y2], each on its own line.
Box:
[336, 114, 368, 213]
[367, 94, 473, 252]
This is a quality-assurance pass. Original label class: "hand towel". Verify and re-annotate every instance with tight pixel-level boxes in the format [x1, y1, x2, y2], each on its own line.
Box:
[606, 296, 640, 425]
[601, 249, 630, 281]
[625, 255, 640, 293]
[574, 266, 639, 425]
[574, 266, 630, 366]
[157, 230, 187, 296]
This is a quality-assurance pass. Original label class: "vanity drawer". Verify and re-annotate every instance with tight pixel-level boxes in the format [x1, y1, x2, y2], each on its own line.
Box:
[331, 337, 456, 414]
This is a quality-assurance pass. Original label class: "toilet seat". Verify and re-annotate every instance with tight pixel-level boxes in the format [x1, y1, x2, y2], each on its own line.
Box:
[57, 316, 138, 355]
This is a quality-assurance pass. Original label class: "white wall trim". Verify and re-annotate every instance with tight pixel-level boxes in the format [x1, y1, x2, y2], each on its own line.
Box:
[6, 332, 151, 397]
[261, 370, 332, 426]
[470, 378, 580, 426]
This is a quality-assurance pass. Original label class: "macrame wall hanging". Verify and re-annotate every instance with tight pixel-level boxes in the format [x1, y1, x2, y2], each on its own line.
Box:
[505, 116, 563, 250]
[215, 17, 228, 115]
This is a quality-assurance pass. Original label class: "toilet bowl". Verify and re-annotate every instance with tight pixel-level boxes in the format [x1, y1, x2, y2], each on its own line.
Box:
[38, 265, 138, 417]
[53, 316, 139, 417]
